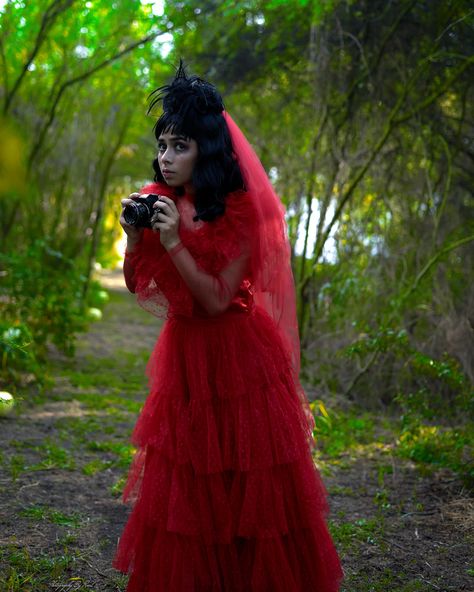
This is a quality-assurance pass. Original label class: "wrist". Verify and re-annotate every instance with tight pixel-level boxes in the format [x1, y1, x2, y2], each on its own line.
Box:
[167, 241, 185, 257]
[126, 236, 141, 254]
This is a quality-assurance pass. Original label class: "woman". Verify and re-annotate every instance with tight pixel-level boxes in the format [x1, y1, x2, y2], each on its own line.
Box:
[113, 63, 342, 591]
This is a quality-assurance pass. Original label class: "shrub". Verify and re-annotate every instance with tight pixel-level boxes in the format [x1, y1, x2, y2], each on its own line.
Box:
[0, 239, 88, 382]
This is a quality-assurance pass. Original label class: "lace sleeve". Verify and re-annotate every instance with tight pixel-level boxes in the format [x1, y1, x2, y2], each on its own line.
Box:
[123, 250, 138, 293]
[167, 241, 250, 316]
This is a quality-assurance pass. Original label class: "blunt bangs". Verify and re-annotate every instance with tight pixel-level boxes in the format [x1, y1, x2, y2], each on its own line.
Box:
[154, 112, 195, 143]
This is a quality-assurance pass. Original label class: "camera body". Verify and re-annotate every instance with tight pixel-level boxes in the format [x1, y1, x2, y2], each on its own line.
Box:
[123, 194, 160, 229]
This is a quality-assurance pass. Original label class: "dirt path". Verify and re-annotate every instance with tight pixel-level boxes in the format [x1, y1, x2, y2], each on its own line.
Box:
[0, 270, 472, 591]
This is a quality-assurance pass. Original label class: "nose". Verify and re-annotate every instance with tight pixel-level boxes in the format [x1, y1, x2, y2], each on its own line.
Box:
[161, 147, 173, 165]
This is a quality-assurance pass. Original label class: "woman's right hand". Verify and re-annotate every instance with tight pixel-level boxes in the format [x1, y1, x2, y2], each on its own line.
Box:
[120, 193, 144, 250]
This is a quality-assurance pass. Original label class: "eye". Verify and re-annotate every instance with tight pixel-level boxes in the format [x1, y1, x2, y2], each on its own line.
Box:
[158, 142, 167, 153]
[175, 142, 187, 152]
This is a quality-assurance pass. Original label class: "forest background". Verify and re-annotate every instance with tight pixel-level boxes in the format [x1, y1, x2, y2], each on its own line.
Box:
[2, 0, 473, 468]
[0, 0, 473, 589]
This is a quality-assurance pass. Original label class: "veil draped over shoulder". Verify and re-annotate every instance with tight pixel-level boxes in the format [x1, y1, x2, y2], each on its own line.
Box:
[223, 112, 301, 378]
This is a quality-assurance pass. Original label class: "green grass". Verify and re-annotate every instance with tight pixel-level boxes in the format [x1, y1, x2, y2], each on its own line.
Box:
[8, 454, 27, 481]
[86, 440, 135, 468]
[27, 440, 76, 472]
[396, 422, 474, 487]
[328, 485, 356, 496]
[312, 409, 386, 457]
[0, 536, 129, 591]
[55, 416, 103, 437]
[0, 290, 150, 591]
[311, 405, 473, 490]
[73, 391, 142, 414]
[18, 505, 83, 528]
[110, 474, 127, 497]
[8, 438, 76, 473]
[341, 570, 431, 592]
[0, 545, 76, 592]
[81, 459, 114, 475]
[329, 516, 386, 553]
[10, 440, 38, 450]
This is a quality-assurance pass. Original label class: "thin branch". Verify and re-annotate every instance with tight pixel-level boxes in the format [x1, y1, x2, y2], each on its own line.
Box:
[404, 234, 474, 299]
[435, 8, 474, 43]
[345, 0, 417, 102]
[298, 108, 329, 285]
[0, 36, 8, 99]
[27, 30, 163, 169]
[394, 55, 474, 126]
[81, 111, 132, 303]
[0, 0, 15, 95]
[343, 350, 380, 399]
[432, 135, 452, 249]
[3, 0, 76, 115]
[310, 91, 404, 273]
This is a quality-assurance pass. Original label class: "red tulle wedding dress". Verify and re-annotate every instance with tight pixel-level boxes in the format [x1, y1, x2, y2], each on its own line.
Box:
[112, 181, 343, 591]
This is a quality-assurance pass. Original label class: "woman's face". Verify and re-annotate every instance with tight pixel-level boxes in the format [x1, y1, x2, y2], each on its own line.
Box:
[157, 131, 199, 189]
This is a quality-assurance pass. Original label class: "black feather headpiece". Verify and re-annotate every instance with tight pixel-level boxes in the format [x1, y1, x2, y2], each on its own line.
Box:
[148, 60, 224, 125]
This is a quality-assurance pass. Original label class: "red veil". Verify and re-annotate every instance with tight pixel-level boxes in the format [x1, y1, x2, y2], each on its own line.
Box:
[223, 112, 301, 377]
[224, 113, 315, 442]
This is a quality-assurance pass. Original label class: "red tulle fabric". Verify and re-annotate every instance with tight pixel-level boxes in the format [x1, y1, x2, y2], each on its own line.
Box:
[113, 118, 342, 590]
[113, 308, 342, 591]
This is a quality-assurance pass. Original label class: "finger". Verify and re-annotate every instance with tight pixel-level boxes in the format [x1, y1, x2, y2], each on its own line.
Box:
[153, 208, 178, 226]
[151, 220, 163, 233]
[154, 195, 177, 211]
[151, 207, 165, 219]
[153, 200, 166, 210]
[151, 211, 173, 225]
[121, 193, 140, 206]
[120, 218, 135, 230]
[154, 204, 179, 221]
[151, 212, 174, 227]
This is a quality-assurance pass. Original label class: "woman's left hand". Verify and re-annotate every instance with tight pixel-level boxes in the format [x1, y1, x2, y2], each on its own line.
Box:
[150, 195, 181, 250]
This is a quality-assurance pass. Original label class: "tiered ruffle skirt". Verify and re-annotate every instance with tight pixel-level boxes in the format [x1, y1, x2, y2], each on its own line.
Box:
[113, 306, 342, 591]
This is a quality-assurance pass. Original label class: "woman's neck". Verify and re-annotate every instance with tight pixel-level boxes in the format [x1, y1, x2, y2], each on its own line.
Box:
[184, 183, 195, 195]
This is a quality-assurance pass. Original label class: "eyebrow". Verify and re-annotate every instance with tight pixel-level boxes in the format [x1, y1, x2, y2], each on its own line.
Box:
[158, 135, 189, 141]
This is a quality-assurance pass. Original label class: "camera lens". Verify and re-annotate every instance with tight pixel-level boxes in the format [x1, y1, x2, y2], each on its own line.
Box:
[124, 202, 145, 226]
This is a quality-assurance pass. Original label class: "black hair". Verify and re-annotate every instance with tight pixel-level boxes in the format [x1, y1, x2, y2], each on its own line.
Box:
[148, 61, 245, 222]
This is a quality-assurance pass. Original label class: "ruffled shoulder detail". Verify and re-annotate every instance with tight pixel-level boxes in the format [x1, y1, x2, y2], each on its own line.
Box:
[181, 190, 258, 278]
